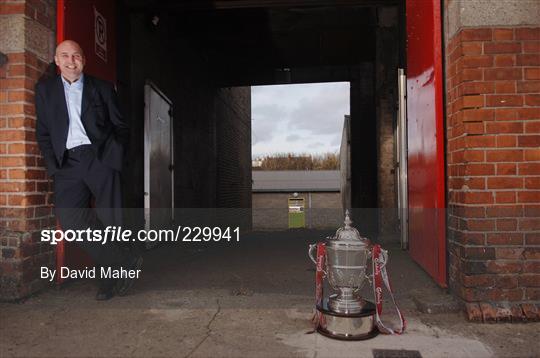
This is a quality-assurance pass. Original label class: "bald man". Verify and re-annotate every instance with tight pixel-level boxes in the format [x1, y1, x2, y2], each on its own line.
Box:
[35, 40, 142, 300]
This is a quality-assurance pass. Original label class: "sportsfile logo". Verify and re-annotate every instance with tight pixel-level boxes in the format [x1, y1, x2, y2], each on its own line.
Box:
[40, 226, 131, 245]
[40, 226, 241, 245]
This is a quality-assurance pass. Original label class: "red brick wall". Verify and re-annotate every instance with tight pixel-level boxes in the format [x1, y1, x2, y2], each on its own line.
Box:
[0, 0, 56, 300]
[446, 26, 540, 320]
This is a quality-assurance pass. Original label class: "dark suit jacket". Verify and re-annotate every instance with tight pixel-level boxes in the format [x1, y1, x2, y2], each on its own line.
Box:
[35, 74, 128, 176]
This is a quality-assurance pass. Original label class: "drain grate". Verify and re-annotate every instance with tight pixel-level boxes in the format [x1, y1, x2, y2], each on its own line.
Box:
[372, 349, 422, 358]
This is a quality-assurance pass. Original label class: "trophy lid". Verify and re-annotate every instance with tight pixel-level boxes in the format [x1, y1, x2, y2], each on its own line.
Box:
[328, 210, 370, 247]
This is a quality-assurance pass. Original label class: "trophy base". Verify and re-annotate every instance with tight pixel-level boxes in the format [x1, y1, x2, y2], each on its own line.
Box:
[316, 299, 378, 341]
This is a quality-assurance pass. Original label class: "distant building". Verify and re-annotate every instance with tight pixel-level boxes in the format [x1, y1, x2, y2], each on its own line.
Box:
[339, 115, 351, 211]
[252, 170, 343, 230]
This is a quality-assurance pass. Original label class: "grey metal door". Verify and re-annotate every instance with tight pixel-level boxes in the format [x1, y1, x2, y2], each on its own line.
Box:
[144, 81, 174, 231]
[396, 69, 408, 249]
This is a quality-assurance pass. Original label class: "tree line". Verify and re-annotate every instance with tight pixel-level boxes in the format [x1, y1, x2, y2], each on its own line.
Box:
[253, 153, 339, 170]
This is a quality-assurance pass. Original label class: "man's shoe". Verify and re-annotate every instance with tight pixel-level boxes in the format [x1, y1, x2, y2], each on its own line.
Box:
[96, 279, 116, 300]
[116, 254, 143, 296]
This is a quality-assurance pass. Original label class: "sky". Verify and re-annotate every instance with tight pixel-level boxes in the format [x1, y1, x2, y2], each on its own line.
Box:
[251, 82, 350, 158]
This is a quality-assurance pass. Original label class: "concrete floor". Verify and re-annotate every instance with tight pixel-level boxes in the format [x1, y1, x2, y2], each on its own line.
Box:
[1, 230, 539, 357]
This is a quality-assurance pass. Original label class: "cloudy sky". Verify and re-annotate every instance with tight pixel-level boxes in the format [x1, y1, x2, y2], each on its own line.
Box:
[251, 82, 350, 158]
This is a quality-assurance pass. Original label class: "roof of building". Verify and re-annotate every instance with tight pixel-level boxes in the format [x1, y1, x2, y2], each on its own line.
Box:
[252, 170, 340, 192]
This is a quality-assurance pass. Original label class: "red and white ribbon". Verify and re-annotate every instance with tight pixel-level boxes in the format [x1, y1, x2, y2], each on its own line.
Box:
[312, 242, 326, 327]
[372, 244, 406, 335]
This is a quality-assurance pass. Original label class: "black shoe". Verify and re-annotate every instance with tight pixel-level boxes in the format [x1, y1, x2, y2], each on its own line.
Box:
[116, 254, 143, 296]
[96, 278, 117, 300]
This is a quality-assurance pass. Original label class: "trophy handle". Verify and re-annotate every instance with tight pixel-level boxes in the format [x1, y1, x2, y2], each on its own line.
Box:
[308, 244, 318, 265]
[308, 244, 328, 276]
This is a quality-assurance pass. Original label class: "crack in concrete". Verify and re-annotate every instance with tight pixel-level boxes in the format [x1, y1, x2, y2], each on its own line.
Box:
[184, 299, 221, 358]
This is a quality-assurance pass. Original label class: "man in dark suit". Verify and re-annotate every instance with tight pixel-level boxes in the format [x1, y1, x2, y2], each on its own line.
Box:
[35, 40, 142, 300]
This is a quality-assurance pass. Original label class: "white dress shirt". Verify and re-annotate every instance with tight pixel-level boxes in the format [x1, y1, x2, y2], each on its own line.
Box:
[61, 74, 92, 149]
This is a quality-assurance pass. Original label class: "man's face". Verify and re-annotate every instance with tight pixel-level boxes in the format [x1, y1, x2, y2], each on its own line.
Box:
[54, 41, 85, 82]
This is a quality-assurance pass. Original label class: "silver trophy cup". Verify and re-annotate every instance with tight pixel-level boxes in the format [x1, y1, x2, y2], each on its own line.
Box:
[309, 210, 379, 340]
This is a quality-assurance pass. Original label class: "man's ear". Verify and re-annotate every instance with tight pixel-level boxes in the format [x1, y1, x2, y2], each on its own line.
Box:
[54, 55, 59, 66]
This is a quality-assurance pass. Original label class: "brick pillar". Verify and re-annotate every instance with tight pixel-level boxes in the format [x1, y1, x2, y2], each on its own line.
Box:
[445, 5, 540, 320]
[0, 0, 56, 300]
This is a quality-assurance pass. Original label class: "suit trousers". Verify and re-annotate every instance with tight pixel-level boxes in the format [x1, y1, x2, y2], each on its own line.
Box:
[54, 144, 127, 268]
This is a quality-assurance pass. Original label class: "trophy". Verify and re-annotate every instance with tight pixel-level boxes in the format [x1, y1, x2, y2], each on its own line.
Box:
[308, 210, 381, 340]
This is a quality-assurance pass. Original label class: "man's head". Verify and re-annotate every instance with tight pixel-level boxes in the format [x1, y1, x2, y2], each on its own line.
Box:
[54, 40, 85, 83]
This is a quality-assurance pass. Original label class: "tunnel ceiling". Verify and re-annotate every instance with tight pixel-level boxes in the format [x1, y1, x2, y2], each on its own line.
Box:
[123, 0, 399, 86]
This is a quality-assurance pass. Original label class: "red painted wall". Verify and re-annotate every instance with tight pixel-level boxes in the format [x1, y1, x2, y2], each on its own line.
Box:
[57, 0, 116, 83]
[406, 0, 447, 286]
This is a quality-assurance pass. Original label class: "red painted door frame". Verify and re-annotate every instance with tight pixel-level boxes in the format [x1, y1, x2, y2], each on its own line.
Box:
[55, 0, 117, 284]
[405, 0, 447, 287]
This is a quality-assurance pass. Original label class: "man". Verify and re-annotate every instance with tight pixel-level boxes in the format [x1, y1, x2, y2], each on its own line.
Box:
[35, 40, 142, 300]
